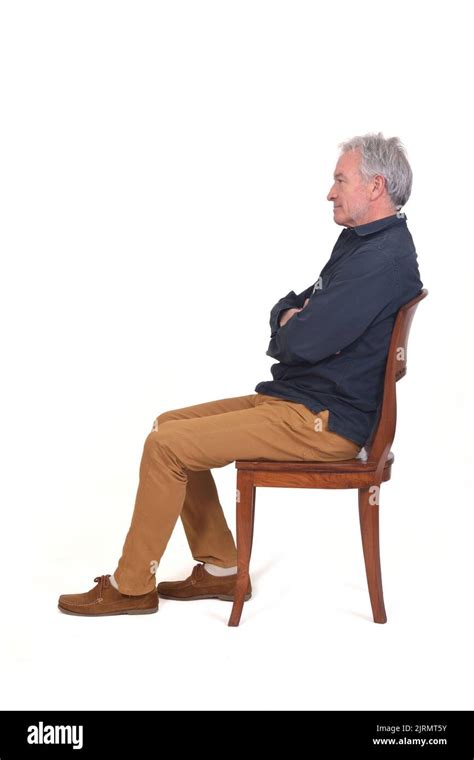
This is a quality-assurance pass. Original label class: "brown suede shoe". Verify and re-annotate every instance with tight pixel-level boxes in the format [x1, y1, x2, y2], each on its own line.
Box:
[157, 563, 252, 601]
[58, 574, 158, 616]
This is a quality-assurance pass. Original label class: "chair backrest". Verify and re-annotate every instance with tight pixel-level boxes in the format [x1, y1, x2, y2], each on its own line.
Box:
[366, 289, 428, 483]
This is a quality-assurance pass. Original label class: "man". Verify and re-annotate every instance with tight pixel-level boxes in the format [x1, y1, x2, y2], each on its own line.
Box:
[58, 133, 423, 616]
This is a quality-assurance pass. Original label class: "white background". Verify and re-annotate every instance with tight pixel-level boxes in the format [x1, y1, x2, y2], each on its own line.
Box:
[1, 0, 473, 711]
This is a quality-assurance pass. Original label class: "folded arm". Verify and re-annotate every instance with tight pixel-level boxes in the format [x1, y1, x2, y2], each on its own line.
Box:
[266, 250, 396, 365]
[269, 284, 315, 337]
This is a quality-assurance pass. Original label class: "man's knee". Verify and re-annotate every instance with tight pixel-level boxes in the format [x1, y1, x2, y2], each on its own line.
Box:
[151, 409, 179, 432]
[143, 430, 172, 460]
[143, 427, 186, 478]
[144, 420, 181, 451]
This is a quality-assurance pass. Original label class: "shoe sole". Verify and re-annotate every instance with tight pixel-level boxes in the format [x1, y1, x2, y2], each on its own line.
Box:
[58, 604, 158, 616]
[158, 593, 251, 602]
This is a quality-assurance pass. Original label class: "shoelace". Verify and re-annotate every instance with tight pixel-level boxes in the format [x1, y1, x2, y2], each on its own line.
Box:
[94, 574, 111, 602]
[192, 564, 205, 582]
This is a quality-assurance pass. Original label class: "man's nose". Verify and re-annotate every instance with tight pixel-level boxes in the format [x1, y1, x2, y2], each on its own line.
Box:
[327, 183, 337, 201]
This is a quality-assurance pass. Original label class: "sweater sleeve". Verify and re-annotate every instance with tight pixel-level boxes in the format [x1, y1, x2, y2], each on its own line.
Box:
[266, 249, 398, 365]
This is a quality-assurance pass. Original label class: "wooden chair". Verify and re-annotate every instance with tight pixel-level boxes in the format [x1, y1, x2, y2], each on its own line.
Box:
[228, 289, 428, 627]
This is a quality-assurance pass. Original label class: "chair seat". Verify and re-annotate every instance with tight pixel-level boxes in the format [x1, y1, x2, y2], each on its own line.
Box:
[236, 451, 394, 472]
[235, 452, 394, 489]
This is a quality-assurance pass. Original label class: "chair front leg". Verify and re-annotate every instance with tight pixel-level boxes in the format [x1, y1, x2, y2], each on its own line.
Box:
[228, 470, 256, 627]
[358, 485, 387, 624]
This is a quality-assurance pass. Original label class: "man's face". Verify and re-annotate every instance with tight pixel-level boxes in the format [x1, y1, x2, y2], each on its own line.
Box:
[327, 150, 373, 227]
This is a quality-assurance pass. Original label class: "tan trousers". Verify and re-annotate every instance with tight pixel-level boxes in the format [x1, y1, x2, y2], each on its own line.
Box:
[114, 393, 360, 594]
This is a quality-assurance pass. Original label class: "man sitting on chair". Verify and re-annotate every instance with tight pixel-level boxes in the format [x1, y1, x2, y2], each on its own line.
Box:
[58, 132, 423, 617]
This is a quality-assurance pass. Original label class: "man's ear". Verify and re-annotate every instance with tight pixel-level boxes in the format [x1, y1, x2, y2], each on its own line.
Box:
[371, 174, 386, 201]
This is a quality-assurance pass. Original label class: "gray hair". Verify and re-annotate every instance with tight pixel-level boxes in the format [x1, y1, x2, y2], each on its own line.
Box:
[339, 132, 413, 209]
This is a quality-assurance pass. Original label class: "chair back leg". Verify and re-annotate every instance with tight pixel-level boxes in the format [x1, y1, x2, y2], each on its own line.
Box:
[358, 486, 387, 624]
[228, 470, 256, 627]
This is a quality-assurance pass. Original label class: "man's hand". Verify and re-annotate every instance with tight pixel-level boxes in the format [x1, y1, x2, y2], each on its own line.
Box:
[279, 297, 310, 327]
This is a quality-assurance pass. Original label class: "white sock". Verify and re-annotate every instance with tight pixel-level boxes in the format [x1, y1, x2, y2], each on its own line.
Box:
[109, 573, 120, 590]
[204, 563, 237, 577]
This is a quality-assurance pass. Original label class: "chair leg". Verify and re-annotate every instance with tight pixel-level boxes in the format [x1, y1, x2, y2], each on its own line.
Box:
[228, 471, 256, 627]
[358, 486, 387, 624]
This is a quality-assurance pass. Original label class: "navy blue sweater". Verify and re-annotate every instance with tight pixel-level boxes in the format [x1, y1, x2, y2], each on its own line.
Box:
[255, 213, 423, 447]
